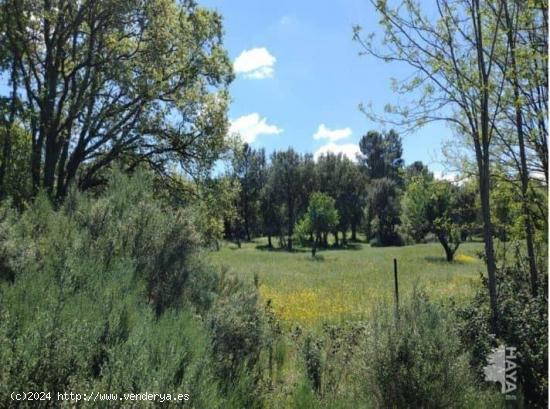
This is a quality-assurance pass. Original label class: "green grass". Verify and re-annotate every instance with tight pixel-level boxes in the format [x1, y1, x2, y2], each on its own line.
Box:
[209, 237, 485, 327]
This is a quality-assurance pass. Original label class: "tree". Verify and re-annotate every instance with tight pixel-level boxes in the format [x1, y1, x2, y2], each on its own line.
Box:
[0, 124, 32, 207]
[339, 158, 366, 243]
[367, 178, 401, 246]
[404, 161, 433, 184]
[354, 0, 505, 331]
[299, 153, 319, 217]
[230, 143, 266, 241]
[0, 0, 233, 199]
[192, 176, 240, 250]
[297, 192, 339, 257]
[316, 153, 365, 245]
[490, 0, 544, 296]
[358, 129, 404, 244]
[259, 176, 284, 248]
[270, 149, 303, 251]
[358, 129, 404, 183]
[402, 177, 431, 243]
[403, 177, 475, 261]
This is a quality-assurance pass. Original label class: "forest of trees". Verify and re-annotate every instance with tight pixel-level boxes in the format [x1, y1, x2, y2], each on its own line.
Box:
[220, 132, 480, 263]
[0, 0, 547, 407]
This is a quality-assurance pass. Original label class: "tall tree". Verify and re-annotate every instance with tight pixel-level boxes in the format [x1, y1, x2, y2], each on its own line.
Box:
[354, 0, 505, 331]
[270, 149, 303, 251]
[358, 129, 404, 243]
[259, 172, 284, 248]
[358, 130, 403, 183]
[404, 161, 433, 184]
[317, 153, 365, 245]
[491, 0, 543, 295]
[0, 0, 233, 199]
[297, 192, 339, 257]
[367, 177, 402, 246]
[230, 143, 266, 241]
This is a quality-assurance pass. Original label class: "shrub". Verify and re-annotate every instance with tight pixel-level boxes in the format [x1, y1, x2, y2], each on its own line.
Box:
[363, 290, 503, 408]
[209, 281, 263, 382]
[0, 170, 265, 408]
[456, 261, 548, 408]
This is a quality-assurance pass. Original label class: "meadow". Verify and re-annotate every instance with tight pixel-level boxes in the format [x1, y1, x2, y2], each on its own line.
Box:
[209, 238, 485, 327]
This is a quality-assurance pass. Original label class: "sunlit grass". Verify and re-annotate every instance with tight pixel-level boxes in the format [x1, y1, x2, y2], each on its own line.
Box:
[210, 238, 485, 328]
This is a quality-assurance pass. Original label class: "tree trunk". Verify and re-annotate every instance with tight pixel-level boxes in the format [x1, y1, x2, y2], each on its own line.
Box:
[479, 166, 498, 331]
[267, 235, 272, 248]
[503, 0, 538, 296]
[333, 231, 339, 247]
[351, 224, 357, 241]
[287, 198, 293, 251]
[55, 137, 70, 199]
[437, 234, 455, 262]
[473, 0, 499, 334]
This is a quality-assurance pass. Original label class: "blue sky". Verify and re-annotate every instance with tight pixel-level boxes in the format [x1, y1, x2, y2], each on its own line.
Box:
[202, 0, 452, 175]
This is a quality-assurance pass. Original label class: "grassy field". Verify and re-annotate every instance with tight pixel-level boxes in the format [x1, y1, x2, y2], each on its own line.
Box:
[209, 238, 485, 328]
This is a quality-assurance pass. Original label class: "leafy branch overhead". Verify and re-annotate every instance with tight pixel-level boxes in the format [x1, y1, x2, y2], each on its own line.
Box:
[0, 0, 233, 198]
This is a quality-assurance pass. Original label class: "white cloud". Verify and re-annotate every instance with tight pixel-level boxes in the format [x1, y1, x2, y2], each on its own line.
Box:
[313, 124, 352, 142]
[233, 48, 276, 79]
[229, 113, 283, 143]
[433, 170, 459, 182]
[314, 143, 360, 161]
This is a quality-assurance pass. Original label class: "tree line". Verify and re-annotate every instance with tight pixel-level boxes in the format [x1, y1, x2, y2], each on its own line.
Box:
[220, 130, 479, 262]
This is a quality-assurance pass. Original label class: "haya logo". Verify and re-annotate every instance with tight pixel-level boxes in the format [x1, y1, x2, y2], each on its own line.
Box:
[483, 345, 517, 399]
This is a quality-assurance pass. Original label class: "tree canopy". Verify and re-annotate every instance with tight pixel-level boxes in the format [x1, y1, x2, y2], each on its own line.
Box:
[0, 0, 233, 198]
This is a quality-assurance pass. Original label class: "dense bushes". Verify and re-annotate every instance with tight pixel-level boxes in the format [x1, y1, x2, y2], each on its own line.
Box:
[280, 292, 503, 409]
[457, 260, 548, 408]
[0, 168, 540, 408]
[364, 290, 503, 408]
[0, 170, 268, 408]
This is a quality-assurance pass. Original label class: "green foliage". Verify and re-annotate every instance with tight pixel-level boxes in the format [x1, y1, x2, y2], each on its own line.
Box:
[0, 125, 32, 207]
[297, 192, 339, 252]
[357, 129, 405, 246]
[294, 216, 313, 247]
[403, 177, 476, 261]
[316, 153, 366, 243]
[401, 176, 432, 243]
[367, 177, 402, 246]
[456, 260, 548, 408]
[364, 290, 503, 409]
[1, 0, 233, 197]
[193, 176, 241, 250]
[0, 170, 268, 408]
[209, 274, 264, 384]
[230, 143, 267, 241]
[268, 292, 501, 409]
[301, 334, 322, 393]
[358, 129, 404, 182]
[268, 149, 305, 250]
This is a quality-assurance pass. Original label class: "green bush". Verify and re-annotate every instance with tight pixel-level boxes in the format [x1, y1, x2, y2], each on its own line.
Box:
[457, 261, 548, 408]
[0, 170, 267, 408]
[208, 273, 265, 407]
[363, 290, 503, 408]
